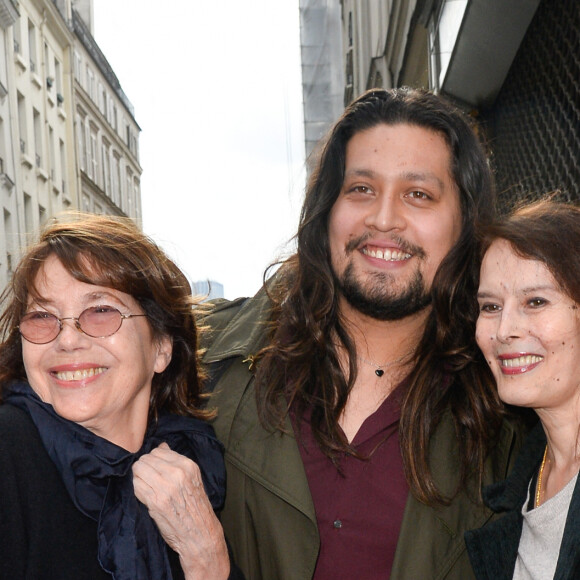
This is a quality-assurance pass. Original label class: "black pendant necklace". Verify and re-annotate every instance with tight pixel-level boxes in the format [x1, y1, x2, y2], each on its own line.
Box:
[358, 350, 414, 378]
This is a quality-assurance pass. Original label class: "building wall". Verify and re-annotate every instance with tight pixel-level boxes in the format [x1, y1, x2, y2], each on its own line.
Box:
[298, 0, 432, 169]
[299, 0, 344, 163]
[312, 0, 578, 211]
[0, 0, 74, 284]
[343, 0, 412, 96]
[341, 0, 427, 103]
[0, 2, 19, 281]
[0, 0, 142, 291]
[71, 9, 142, 220]
[482, 0, 580, 209]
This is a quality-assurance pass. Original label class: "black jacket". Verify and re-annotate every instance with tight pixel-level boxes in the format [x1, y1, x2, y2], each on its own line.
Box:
[465, 423, 580, 580]
[0, 404, 244, 580]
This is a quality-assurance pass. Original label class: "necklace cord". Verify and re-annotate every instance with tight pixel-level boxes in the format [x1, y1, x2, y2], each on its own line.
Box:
[535, 444, 548, 508]
[358, 350, 414, 378]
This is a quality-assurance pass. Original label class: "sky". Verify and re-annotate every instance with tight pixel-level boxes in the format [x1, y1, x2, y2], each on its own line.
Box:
[92, 1, 306, 299]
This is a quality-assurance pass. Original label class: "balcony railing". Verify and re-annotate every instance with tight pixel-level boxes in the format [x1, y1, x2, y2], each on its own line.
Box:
[0, 156, 15, 189]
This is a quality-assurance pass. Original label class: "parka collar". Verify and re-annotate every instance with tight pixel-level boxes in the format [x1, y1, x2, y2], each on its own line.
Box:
[203, 288, 272, 363]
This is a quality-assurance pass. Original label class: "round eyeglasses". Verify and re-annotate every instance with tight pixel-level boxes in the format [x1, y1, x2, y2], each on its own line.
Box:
[18, 306, 148, 344]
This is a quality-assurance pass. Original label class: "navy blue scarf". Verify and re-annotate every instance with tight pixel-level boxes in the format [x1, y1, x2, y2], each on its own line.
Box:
[4, 381, 226, 580]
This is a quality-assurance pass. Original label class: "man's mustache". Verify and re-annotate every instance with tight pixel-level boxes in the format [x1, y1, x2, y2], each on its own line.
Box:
[344, 233, 426, 259]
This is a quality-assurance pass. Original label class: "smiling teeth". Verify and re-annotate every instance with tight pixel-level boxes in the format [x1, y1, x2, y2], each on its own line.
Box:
[362, 248, 411, 261]
[54, 367, 106, 381]
[500, 355, 543, 367]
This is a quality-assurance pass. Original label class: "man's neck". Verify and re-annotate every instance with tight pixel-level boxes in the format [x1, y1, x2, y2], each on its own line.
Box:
[339, 297, 429, 363]
[336, 298, 430, 443]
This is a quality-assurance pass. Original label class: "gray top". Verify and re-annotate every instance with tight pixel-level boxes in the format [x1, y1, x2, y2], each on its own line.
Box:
[513, 471, 578, 580]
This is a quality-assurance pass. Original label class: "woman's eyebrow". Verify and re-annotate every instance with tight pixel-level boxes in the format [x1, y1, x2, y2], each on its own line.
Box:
[27, 296, 52, 307]
[519, 285, 556, 294]
[476, 291, 495, 299]
[28, 290, 128, 309]
[83, 291, 129, 308]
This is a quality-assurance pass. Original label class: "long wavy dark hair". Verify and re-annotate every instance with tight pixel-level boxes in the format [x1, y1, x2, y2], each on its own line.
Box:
[255, 87, 503, 505]
[0, 213, 210, 422]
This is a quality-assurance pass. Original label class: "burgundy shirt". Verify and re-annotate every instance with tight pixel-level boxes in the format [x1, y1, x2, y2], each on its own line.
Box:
[293, 382, 409, 580]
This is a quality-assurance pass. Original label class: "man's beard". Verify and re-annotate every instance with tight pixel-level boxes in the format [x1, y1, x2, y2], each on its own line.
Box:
[336, 261, 432, 321]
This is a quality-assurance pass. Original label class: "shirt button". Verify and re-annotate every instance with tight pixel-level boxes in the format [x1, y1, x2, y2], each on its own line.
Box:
[333, 519, 342, 529]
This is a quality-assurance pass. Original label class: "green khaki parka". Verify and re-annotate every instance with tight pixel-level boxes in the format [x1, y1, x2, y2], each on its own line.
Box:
[201, 290, 522, 580]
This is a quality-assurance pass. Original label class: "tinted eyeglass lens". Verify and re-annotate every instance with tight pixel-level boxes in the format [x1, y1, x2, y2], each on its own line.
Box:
[19, 307, 125, 344]
[78, 307, 123, 337]
[19, 312, 61, 344]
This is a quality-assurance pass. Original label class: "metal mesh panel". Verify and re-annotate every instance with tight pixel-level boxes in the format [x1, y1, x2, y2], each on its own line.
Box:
[483, 0, 580, 212]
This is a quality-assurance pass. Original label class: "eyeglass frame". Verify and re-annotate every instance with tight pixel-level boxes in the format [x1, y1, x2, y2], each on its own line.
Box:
[17, 306, 148, 345]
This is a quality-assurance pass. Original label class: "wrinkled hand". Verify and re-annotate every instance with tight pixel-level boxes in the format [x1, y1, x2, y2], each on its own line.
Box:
[132, 443, 230, 580]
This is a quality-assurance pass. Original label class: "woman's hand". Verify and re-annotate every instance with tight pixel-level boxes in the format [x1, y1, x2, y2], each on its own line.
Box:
[132, 443, 230, 580]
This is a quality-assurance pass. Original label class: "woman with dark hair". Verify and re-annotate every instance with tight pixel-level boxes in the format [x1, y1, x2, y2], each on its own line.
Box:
[466, 200, 580, 579]
[0, 214, 241, 579]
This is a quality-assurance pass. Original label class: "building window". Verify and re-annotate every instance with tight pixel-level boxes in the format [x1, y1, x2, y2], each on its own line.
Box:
[27, 19, 37, 72]
[348, 11, 353, 47]
[89, 123, 98, 182]
[98, 82, 105, 114]
[134, 178, 141, 219]
[48, 125, 55, 180]
[4, 208, 13, 276]
[13, 18, 21, 53]
[54, 57, 62, 94]
[82, 193, 91, 212]
[0, 116, 6, 172]
[76, 111, 87, 172]
[39, 204, 46, 227]
[17, 92, 26, 154]
[33, 108, 41, 167]
[86, 66, 95, 100]
[112, 152, 121, 205]
[125, 167, 133, 213]
[23, 193, 32, 232]
[101, 141, 111, 196]
[73, 50, 82, 83]
[59, 138, 66, 193]
[44, 43, 51, 85]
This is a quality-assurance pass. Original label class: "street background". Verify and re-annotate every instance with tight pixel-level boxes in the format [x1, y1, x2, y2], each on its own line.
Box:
[94, 1, 306, 299]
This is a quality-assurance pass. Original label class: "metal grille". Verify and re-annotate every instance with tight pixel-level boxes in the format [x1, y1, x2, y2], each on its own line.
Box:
[483, 0, 580, 212]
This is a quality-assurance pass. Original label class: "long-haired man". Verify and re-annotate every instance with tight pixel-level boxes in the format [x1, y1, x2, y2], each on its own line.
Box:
[202, 88, 522, 580]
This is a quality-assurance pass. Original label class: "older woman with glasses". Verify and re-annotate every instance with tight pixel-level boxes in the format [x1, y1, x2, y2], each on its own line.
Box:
[0, 214, 243, 579]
